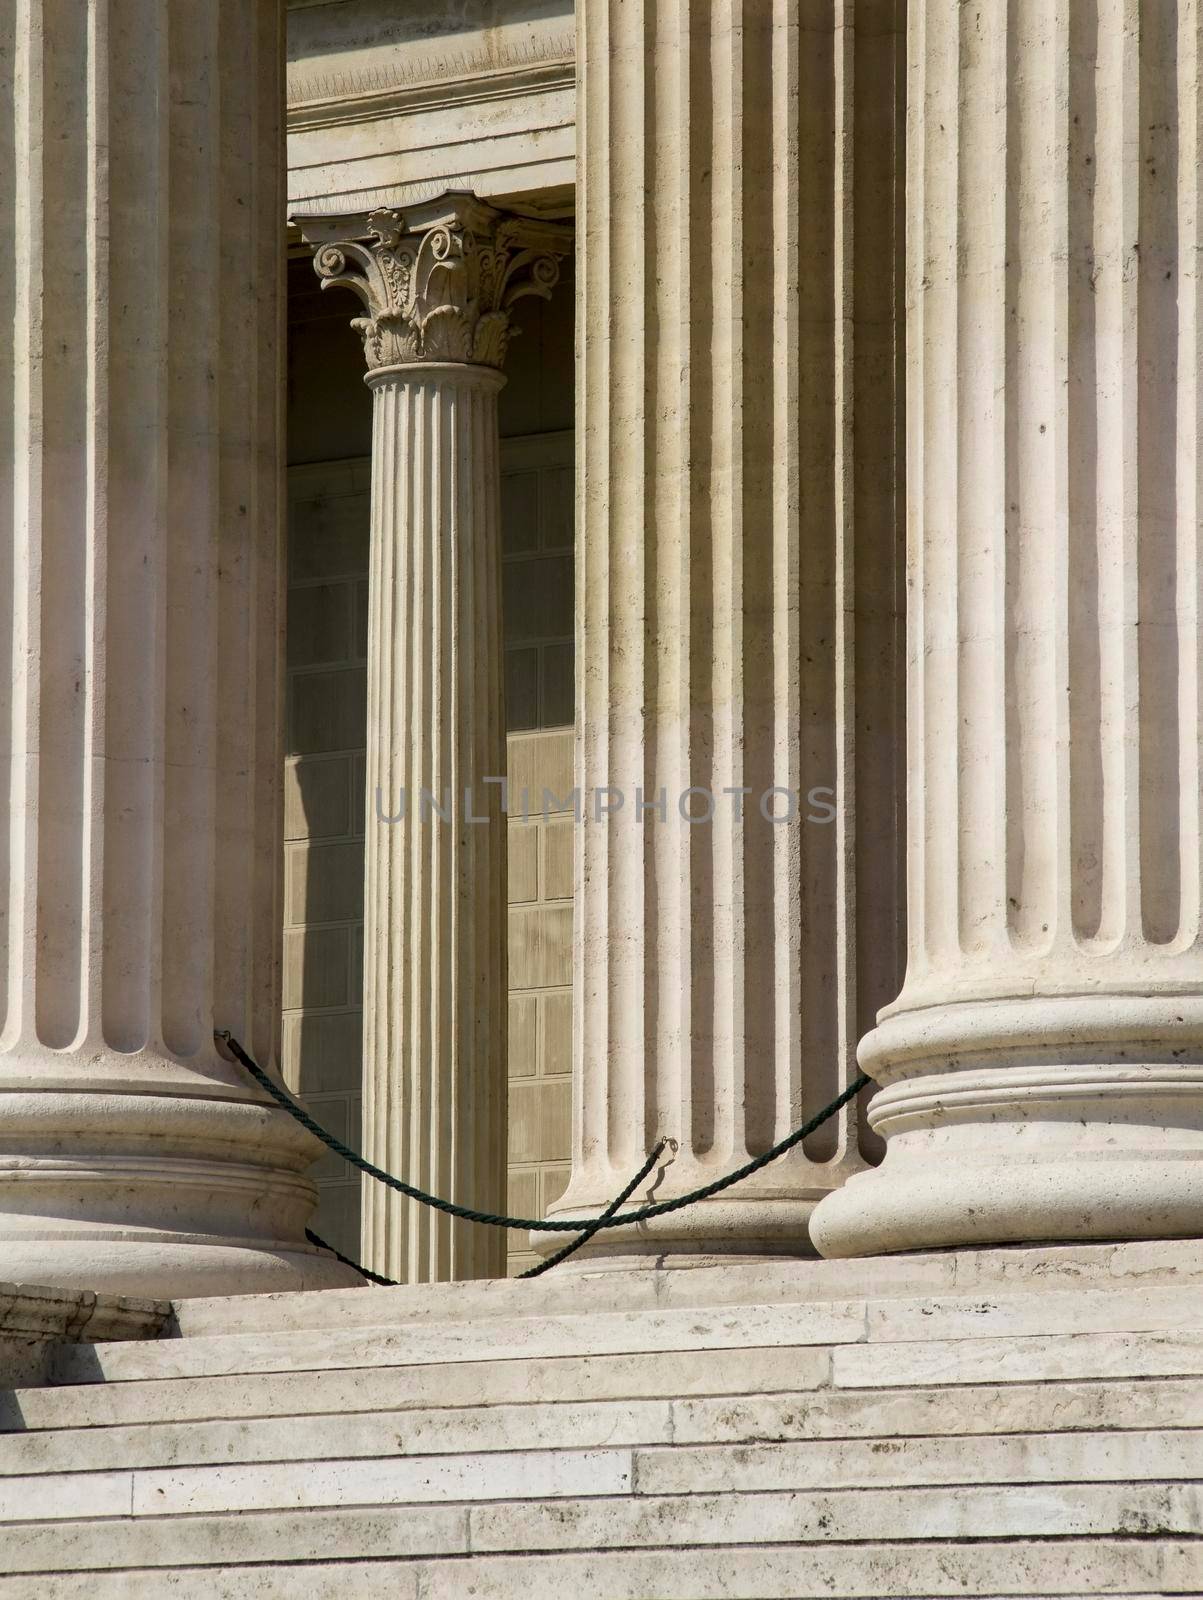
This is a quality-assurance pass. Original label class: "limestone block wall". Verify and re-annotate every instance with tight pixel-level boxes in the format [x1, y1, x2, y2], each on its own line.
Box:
[497, 432, 576, 1273]
[284, 436, 575, 1274]
[505, 729, 575, 1274]
[283, 458, 371, 1256]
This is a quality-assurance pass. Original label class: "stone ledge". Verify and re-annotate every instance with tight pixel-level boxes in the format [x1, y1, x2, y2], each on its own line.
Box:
[173, 1235, 1203, 1339]
[0, 1284, 171, 1387]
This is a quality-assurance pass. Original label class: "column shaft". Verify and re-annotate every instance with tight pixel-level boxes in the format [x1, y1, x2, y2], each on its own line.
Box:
[362, 366, 507, 1283]
[537, 0, 906, 1258]
[813, 0, 1203, 1256]
[0, 0, 355, 1296]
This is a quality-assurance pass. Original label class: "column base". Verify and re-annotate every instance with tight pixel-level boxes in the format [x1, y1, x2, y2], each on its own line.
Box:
[812, 1141, 1203, 1257]
[0, 1075, 363, 1297]
[532, 1159, 864, 1264]
[811, 993, 1203, 1258]
[0, 1237, 359, 1299]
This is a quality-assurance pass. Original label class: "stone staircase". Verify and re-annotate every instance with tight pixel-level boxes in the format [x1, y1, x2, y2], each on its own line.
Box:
[1, 1241, 1202, 1597]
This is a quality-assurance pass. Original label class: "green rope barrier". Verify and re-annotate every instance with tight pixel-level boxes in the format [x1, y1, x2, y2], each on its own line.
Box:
[517, 1139, 668, 1279]
[217, 1029, 870, 1283]
[305, 1227, 394, 1287]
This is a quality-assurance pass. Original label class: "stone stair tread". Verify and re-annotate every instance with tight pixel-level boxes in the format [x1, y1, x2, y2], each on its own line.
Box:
[0, 1398, 676, 1474]
[836, 1328, 1203, 1388]
[169, 1254, 957, 1335]
[168, 1240, 1203, 1338]
[49, 1299, 868, 1385]
[471, 1482, 1203, 1549]
[49, 1279, 1203, 1388]
[865, 1284, 1203, 1342]
[0, 1447, 635, 1522]
[0, 1483, 1200, 1575]
[0, 1539, 1195, 1599]
[0, 1345, 820, 1432]
[635, 1427, 1203, 1495]
[0, 1426, 1197, 1522]
[5, 1377, 1203, 1474]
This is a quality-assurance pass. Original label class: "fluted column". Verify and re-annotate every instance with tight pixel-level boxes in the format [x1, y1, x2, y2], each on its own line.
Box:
[308, 199, 570, 1282]
[534, 1, 906, 1260]
[0, 0, 357, 1295]
[813, 0, 1203, 1256]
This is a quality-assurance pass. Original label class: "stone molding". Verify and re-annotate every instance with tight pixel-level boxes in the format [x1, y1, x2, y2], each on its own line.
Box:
[287, 46, 575, 134]
[0, 1283, 170, 1386]
[306, 194, 571, 370]
[0, 1283, 170, 1344]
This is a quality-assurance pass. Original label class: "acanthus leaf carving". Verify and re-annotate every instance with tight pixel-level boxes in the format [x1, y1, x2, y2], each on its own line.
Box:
[307, 193, 572, 373]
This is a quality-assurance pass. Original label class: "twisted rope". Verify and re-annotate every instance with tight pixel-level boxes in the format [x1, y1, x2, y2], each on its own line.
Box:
[517, 1138, 668, 1279]
[217, 1029, 869, 1280]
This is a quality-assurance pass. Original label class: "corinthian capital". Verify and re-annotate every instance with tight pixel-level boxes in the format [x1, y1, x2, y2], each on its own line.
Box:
[299, 192, 572, 372]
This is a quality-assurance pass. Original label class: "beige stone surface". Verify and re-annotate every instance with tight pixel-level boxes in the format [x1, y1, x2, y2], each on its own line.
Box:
[168, 1234, 1203, 1336]
[0, 0, 355, 1297]
[0, 1398, 673, 1476]
[472, 1483, 1203, 1550]
[673, 1375, 1203, 1443]
[7, 1484, 1203, 1576]
[285, 0, 575, 218]
[539, 0, 906, 1260]
[4, 1249, 1203, 1595]
[125, 1446, 631, 1517]
[0, 1283, 168, 1386]
[636, 1429, 1203, 1496]
[358, 349, 511, 1284]
[835, 1330, 1203, 1390]
[13, 1370, 1203, 1476]
[813, 0, 1203, 1258]
[5, 1345, 821, 1433]
[0, 1552, 1189, 1600]
[0, 1505, 470, 1576]
[50, 1298, 867, 1383]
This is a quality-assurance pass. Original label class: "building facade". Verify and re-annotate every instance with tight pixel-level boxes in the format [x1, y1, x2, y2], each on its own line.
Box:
[1, 0, 1202, 1294]
[5, 4, 1203, 1593]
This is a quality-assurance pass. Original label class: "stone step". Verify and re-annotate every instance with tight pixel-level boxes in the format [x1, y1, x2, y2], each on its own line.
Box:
[1, 1483, 1201, 1576]
[0, 1426, 1196, 1523]
[835, 1329, 1203, 1388]
[635, 1427, 1203, 1495]
[863, 1285, 1203, 1342]
[7, 1249, 1203, 1598]
[0, 1446, 633, 1523]
[169, 1238, 1203, 1338]
[0, 1538, 1195, 1597]
[0, 1397, 675, 1475]
[5, 1375, 1203, 1474]
[669, 1374, 1203, 1442]
[1, 1344, 819, 1432]
[170, 1254, 961, 1335]
[50, 1281, 1203, 1387]
[50, 1299, 867, 1385]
